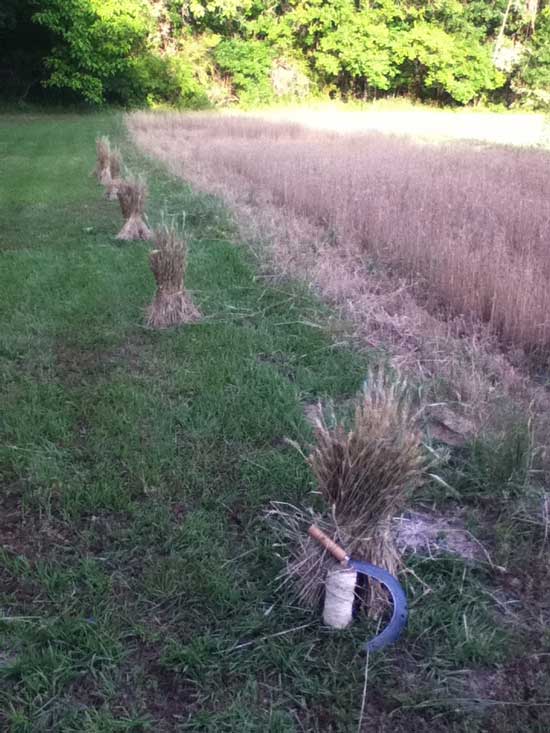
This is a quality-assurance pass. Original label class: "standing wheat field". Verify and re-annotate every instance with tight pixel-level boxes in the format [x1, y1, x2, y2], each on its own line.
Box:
[129, 112, 550, 361]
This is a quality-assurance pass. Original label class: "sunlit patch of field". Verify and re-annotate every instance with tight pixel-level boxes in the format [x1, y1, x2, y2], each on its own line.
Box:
[254, 103, 549, 148]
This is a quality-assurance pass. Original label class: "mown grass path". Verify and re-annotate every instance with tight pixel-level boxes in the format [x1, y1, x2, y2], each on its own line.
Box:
[1, 113, 548, 732]
[0, 113, 374, 731]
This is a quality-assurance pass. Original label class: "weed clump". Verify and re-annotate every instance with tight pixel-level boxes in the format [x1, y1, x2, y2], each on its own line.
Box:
[116, 174, 152, 241]
[146, 217, 200, 328]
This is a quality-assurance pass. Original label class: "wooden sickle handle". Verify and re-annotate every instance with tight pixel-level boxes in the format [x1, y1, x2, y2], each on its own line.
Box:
[308, 524, 349, 564]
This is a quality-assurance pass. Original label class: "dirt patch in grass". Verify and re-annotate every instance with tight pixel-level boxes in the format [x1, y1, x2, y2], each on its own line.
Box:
[394, 510, 489, 563]
[0, 488, 29, 556]
[133, 644, 200, 728]
[0, 492, 79, 613]
[460, 655, 550, 731]
[54, 336, 155, 386]
[0, 489, 76, 564]
[54, 343, 108, 385]
[0, 497, 41, 608]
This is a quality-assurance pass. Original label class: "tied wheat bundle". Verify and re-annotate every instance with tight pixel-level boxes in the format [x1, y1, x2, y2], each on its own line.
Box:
[146, 218, 200, 328]
[106, 147, 123, 200]
[94, 136, 112, 186]
[270, 370, 428, 626]
[116, 175, 152, 241]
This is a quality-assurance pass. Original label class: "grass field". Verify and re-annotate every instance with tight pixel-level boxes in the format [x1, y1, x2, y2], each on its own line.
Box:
[1, 112, 549, 732]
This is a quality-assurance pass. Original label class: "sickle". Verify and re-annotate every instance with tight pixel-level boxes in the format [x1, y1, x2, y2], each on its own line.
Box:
[308, 525, 408, 653]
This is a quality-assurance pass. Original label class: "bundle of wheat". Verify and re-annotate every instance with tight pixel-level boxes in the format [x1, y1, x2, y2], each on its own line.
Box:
[146, 217, 200, 328]
[270, 370, 428, 624]
[116, 175, 152, 241]
[95, 136, 112, 186]
[106, 147, 123, 200]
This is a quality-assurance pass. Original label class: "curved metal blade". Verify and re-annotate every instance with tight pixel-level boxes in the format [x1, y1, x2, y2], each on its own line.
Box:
[349, 559, 408, 653]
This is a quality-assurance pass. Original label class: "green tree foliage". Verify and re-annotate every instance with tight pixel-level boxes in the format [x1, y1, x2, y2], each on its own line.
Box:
[462, 0, 512, 37]
[513, 7, 550, 108]
[3, 0, 550, 108]
[34, 0, 153, 105]
[288, 0, 398, 95]
[215, 38, 274, 104]
[166, 0, 256, 33]
[395, 22, 504, 103]
[275, 0, 503, 104]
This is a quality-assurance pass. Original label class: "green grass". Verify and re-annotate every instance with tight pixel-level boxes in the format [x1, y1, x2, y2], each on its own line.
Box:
[1, 112, 549, 732]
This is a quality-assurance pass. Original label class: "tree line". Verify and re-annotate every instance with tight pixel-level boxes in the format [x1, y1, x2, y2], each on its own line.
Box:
[1, 0, 550, 108]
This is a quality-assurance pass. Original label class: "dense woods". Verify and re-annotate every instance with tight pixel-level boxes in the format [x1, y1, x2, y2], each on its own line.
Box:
[2, 1, 550, 108]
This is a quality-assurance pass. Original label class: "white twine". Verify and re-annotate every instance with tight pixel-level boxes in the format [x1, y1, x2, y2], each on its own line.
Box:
[323, 565, 357, 629]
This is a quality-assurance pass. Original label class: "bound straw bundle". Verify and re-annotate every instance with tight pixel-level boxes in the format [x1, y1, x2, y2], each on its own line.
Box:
[271, 370, 428, 622]
[146, 217, 200, 328]
[94, 136, 112, 185]
[116, 174, 152, 241]
[106, 147, 123, 200]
